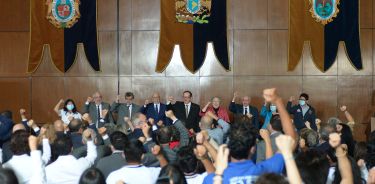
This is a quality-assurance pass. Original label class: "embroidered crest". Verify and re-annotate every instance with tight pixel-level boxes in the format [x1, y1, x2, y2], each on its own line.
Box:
[297, 109, 301, 112]
[309, 0, 340, 25]
[174, 0, 212, 24]
[309, 110, 312, 114]
[46, 0, 81, 28]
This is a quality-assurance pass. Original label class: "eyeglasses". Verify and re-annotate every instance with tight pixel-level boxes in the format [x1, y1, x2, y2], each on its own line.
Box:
[242, 99, 250, 101]
[183, 96, 191, 99]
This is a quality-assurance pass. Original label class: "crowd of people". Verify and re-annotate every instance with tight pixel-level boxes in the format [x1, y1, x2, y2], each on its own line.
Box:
[0, 88, 372, 184]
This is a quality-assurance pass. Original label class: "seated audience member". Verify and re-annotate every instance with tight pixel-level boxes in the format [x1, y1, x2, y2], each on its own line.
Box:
[200, 96, 230, 126]
[229, 92, 259, 130]
[340, 106, 355, 134]
[354, 142, 367, 180]
[157, 165, 187, 184]
[141, 93, 171, 127]
[256, 115, 283, 163]
[204, 88, 297, 184]
[169, 125, 180, 149]
[2, 123, 28, 163]
[201, 111, 230, 145]
[69, 119, 85, 150]
[260, 100, 278, 129]
[54, 99, 82, 124]
[127, 113, 147, 140]
[3, 130, 51, 184]
[46, 130, 97, 184]
[106, 140, 168, 184]
[287, 93, 316, 132]
[79, 168, 106, 184]
[314, 124, 335, 153]
[73, 128, 111, 166]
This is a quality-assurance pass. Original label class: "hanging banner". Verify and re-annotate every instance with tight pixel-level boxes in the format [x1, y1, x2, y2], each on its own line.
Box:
[156, 0, 230, 73]
[288, 0, 362, 72]
[28, 0, 100, 74]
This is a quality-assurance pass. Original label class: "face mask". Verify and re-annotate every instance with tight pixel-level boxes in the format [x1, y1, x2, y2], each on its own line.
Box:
[270, 106, 276, 112]
[67, 104, 74, 110]
[299, 100, 306, 106]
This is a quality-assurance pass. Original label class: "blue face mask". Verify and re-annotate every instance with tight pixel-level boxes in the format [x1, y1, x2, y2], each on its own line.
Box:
[299, 100, 306, 106]
[270, 106, 276, 112]
[67, 104, 74, 111]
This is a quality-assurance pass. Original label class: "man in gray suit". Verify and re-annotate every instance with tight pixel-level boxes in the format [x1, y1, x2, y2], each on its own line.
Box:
[82, 92, 114, 127]
[256, 115, 283, 163]
[111, 92, 141, 126]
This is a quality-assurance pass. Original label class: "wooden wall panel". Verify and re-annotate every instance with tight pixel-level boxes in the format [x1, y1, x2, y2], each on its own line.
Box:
[268, 0, 288, 29]
[200, 77, 234, 122]
[303, 42, 338, 75]
[132, 77, 166, 107]
[32, 77, 64, 124]
[98, 77, 119, 105]
[200, 31, 234, 76]
[233, 0, 267, 29]
[99, 32, 118, 76]
[165, 45, 199, 77]
[132, 31, 165, 76]
[118, 77, 132, 103]
[119, 31, 132, 76]
[227, 0, 233, 30]
[98, 0, 117, 30]
[0, 0, 29, 31]
[65, 45, 99, 77]
[269, 76, 302, 105]
[339, 29, 372, 75]
[338, 76, 373, 124]
[32, 46, 65, 77]
[65, 77, 98, 113]
[354, 124, 368, 142]
[0, 78, 31, 123]
[303, 76, 337, 124]
[269, 30, 302, 75]
[165, 77, 200, 105]
[234, 30, 268, 75]
[119, 0, 132, 30]
[0, 32, 30, 77]
[361, 0, 372, 28]
[132, 0, 160, 30]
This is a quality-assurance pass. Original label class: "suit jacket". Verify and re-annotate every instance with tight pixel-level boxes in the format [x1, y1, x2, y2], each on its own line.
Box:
[199, 107, 230, 123]
[0, 115, 14, 139]
[71, 133, 85, 150]
[140, 103, 171, 127]
[73, 144, 112, 167]
[96, 151, 125, 179]
[111, 102, 141, 125]
[2, 140, 12, 164]
[127, 129, 144, 140]
[82, 102, 114, 126]
[229, 102, 259, 130]
[167, 101, 201, 132]
[256, 132, 282, 163]
[286, 102, 316, 130]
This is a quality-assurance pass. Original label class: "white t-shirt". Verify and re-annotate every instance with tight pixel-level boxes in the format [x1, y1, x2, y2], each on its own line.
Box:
[186, 172, 208, 184]
[106, 165, 161, 184]
[326, 167, 335, 184]
[59, 109, 82, 124]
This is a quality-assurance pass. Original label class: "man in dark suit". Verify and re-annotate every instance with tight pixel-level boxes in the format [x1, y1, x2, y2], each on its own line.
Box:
[111, 92, 141, 126]
[287, 93, 316, 132]
[127, 113, 147, 140]
[82, 92, 114, 128]
[69, 119, 85, 150]
[229, 92, 259, 130]
[166, 91, 201, 132]
[140, 93, 171, 127]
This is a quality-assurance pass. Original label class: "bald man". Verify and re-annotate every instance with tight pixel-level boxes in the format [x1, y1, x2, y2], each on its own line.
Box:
[229, 92, 259, 130]
[199, 112, 230, 145]
[54, 120, 69, 137]
[140, 93, 171, 127]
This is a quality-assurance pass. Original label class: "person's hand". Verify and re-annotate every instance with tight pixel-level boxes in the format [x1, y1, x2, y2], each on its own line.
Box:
[63, 123, 69, 131]
[68, 116, 74, 121]
[40, 127, 47, 139]
[206, 101, 211, 106]
[145, 99, 150, 105]
[116, 181, 125, 184]
[342, 144, 348, 151]
[168, 96, 174, 102]
[305, 121, 311, 129]
[27, 119, 37, 129]
[194, 145, 207, 158]
[139, 137, 146, 144]
[299, 138, 306, 149]
[233, 92, 238, 99]
[59, 99, 64, 104]
[201, 130, 210, 140]
[246, 113, 253, 119]
[98, 127, 107, 137]
[189, 128, 195, 135]
[82, 113, 92, 124]
[259, 129, 270, 141]
[276, 135, 296, 153]
[205, 111, 216, 118]
[196, 133, 204, 144]
[124, 117, 130, 123]
[358, 159, 365, 168]
[368, 168, 375, 184]
[20, 109, 26, 115]
[83, 129, 92, 141]
[289, 96, 295, 101]
[329, 133, 341, 149]
[115, 95, 122, 102]
[87, 97, 93, 103]
[264, 100, 268, 106]
[165, 110, 175, 119]
[142, 122, 151, 138]
[215, 144, 230, 175]
[148, 118, 155, 126]
[151, 145, 162, 156]
[29, 135, 38, 151]
[340, 106, 347, 112]
[263, 88, 281, 104]
[316, 119, 321, 125]
[157, 120, 164, 127]
[102, 109, 108, 119]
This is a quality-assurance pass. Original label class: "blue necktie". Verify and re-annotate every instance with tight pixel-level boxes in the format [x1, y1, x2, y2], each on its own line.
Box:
[244, 107, 248, 115]
[155, 104, 158, 114]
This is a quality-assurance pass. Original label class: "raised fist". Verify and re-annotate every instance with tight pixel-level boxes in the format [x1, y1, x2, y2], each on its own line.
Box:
[83, 129, 92, 140]
[246, 113, 253, 119]
[20, 109, 26, 115]
[139, 137, 146, 144]
[189, 128, 195, 135]
[151, 145, 161, 156]
[305, 121, 311, 129]
[206, 101, 211, 106]
[165, 110, 174, 118]
[315, 119, 321, 125]
[205, 111, 215, 118]
[115, 95, 122, 102]
[145, 100, 150, 105]
[87, 97, 93, 103]
[201, 130, 209, 139]
[27, 119, 36, 128]
[148, 118, 155, 126]
[157, 120, 164, 127]
[233, 92, 238, 98]
[289, 96, 295, 101]
[259, 129, 270, 141]
[329, 133, 341, 149]
[263, 88, 281, 103]
[196, 133, 204, 144]
[102, 109, 108, 119]
[124, 117, 130, 123]
[194, 145, 207, 158]
[59, 99, 64, 104]
[98, 127, 107, 136]
[340, 106, 347, 112]
[168, 96, 174, 102]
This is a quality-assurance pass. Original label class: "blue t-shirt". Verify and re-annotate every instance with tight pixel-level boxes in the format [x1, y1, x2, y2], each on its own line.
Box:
[203, 153, 285, 184]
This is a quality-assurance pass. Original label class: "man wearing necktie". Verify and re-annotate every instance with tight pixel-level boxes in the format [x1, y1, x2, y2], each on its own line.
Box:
[140, 93, 171, 127]
[82, 92, 114, 128]
[111, 92, 141, 127]
[166, 91, 201, 132]
[229, 92, 259, 130]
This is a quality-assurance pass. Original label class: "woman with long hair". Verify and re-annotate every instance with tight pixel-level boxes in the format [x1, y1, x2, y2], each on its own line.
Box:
[337, 123, 355, 157]
[54, 99, 82, 124]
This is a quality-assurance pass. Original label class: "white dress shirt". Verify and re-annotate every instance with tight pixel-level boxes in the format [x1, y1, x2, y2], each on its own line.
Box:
[106, 165, 161, 184]
[186, 172, 208, 184]
[30, 150, 46, 184]
[243, 105, 250, 115]
[3, 139, 51, 184]
[127, 104, 133, 120]
[185, 102, 191, 114]
[46, 141, 97, 184]
[59, 109, 82, 124]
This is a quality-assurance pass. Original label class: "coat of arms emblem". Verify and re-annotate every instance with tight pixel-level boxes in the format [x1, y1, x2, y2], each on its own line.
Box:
[175, 0, 212, 24]
[309, 0, 340, 25]
[46, 0, 81, 28]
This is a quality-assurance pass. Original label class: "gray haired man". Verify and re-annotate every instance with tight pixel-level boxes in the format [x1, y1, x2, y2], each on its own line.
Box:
[82, 92, 114, 127]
